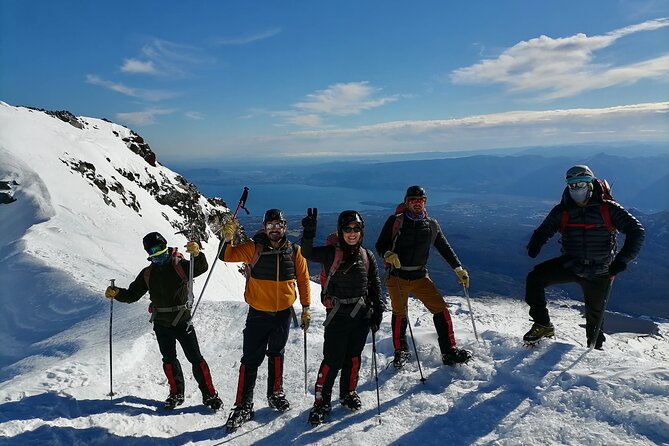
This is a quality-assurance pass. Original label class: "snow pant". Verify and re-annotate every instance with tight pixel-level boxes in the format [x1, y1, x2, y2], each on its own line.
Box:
[313, 306, 370, 405]
[233, 306, 291, 407]
[385, 274, 457, 353]
[525, 256, 610, 347]
[153, 321, 217, 397]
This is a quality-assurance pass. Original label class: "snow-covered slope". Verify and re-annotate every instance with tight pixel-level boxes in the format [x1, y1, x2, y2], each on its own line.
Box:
[0, 102, 667, 445]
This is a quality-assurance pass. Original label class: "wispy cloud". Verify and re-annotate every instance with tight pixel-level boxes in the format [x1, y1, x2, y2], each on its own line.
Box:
[276, 81, 398, 127]
[121, 38, 213, 78]
[212, 28, 281, 45]
[121, 59, 157, 75]
[451, 18, 669, 99]
[115, 108, 176, 126]
[85, 75, 178, 101]
[184, 111, 204, 120]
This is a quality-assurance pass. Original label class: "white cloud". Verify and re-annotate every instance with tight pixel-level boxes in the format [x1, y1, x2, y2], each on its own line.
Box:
[451, 18, 669, 99]
[122, 38, 213, 78]
[121, 59, 157, 74]
[115, 108, 176, 126]
[295, 81, 398, 116]
[85, 75, 177, 101]
[213, 28, 281, 45]
[184, 111, 204, 120]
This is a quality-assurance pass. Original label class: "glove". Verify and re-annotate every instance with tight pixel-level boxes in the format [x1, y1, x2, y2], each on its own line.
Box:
[105, 286, 120, 299]
[527, 239, 541, 258]
[370, 305, 384, 333]
[608, 259, 627, 276]
[454, 266, 470, 288]
[301, 208, 318, 239]
[384, 251, 401, 269]
[300, 306, 311, 331]
[221, 219, 238, 242]
[185, 241, 200, 257]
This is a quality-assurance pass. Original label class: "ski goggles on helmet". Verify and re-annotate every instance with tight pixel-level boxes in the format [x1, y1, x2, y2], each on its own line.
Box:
[265, 221, 286, 230]
[568, 181, 590, 189]
[147, 245, 168, 257]
[342, 225, 362, 233]
[566, 175, 594, 185]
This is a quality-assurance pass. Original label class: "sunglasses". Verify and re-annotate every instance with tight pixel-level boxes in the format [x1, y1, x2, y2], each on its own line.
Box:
[342, 226, 362, 233]
[147, 245, 168, 257]
[265, 222, 286, 230]
[407, 197, 426, 204]
[568, 181, 589, 189]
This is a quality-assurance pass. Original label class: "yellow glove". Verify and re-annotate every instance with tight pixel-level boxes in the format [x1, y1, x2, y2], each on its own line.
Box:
[185, 241, 200, 257]
[105, 286, 120, 299]
[222, 219, 238, 242]
[384, 251, 401, 269]
[300, 306, 311, 331]
[454, 266, 470, 288]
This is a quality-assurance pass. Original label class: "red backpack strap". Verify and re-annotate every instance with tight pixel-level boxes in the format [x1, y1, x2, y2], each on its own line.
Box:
[390, 213, 404, 252]
[559, 209, 569, 234]
[172, 252, 188, 283]
[600, 201, 615, 233]
[321, 247, 344, 298]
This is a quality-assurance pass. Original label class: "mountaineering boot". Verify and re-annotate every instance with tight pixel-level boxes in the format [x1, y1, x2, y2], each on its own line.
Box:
[203, 392, 223, 411]
[339, 391, 362, 411]
[587, 332, 606, 350]
[225, 402, 254, 432]
[441, 348, 472, 366]
[393, 349, 411, 369]
[164, 393, 185, 410]
[267, 391, 290, 412]
[523, 322, 555, 344]
[308, 402, 331, 426]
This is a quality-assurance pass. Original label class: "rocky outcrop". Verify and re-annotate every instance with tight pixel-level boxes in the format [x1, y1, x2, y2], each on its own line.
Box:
[0, 180, 17, 204]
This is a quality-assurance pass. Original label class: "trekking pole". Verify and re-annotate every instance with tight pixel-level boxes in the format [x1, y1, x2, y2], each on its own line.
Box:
[303, 329, 308, 395]
[175, 225, 197, 330]
[395, 273, 426, 384]
[107, 279, 116, 399]
[463, 285, 480, 343]
[191, 187, 250, 318]
[588, 276, 615, 350]
[371, 330, 382, 422]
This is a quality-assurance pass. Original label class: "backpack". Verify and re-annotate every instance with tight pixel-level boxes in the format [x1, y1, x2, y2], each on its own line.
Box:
[559, 178, 616, 234]
[388, 203, 439, 257]
[319, 232, 370, 307]
[244, 236, 298, 279]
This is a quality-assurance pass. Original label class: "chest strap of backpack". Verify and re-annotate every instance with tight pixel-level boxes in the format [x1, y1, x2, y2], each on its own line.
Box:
[559, 202, 615, 234]
[322, 295, 367, 328]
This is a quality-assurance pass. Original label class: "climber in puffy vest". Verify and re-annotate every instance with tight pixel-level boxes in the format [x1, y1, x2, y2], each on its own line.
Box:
[522, 165, 645, 348]
[104, 231, 222, 411]
[218, 209, 311, 429]
[376, 185, 472, 368]
[301, 208, 384, 426]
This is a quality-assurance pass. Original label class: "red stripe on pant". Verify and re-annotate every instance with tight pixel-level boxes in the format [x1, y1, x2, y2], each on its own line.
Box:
[163, 363, 178, 394]
[348, 356, 360, 393]
[272, 356, 282, 394]
[441, 309, 456, 348]
[314, 363, 331, 404]
[235, 364, 246, 406]
[393, 316, 404, 351]
[198, 360, 216, 395]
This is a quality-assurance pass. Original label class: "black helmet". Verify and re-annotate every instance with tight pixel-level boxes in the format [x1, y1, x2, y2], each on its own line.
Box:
[337, 210, 364, 229]
[263, 208, 286, 224]
[143, 232, 167, 252]
[404, 185, 427, 201]
[565, 165, 594, 183]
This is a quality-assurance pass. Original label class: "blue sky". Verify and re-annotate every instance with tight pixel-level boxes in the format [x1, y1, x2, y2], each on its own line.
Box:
[1, 1, 668, 162]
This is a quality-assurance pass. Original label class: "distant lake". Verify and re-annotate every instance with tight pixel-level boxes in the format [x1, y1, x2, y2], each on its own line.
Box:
[196, 183, 475, 216]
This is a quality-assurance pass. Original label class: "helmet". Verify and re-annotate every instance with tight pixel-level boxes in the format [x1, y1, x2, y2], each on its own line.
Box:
[263, 208, 286, 224]
[404, 185, 427, 201]
[143, 232, 167, 252]
[565, 165, 595, 184]
[337, 210, 364, 229]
